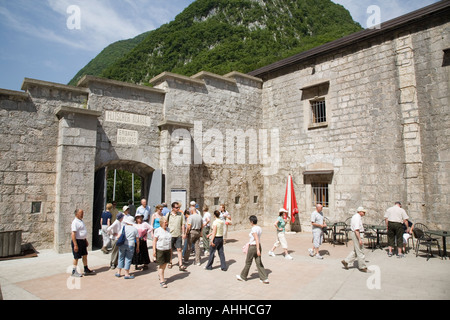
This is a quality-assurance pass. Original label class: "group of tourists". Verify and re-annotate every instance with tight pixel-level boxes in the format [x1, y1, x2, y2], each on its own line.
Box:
[70, 199, 272, 288]
[70, 198, 411, 287]
[309, 201, 412, 273]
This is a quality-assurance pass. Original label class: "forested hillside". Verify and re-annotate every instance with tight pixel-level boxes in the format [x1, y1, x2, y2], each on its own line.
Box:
[69, 0, 362, 86]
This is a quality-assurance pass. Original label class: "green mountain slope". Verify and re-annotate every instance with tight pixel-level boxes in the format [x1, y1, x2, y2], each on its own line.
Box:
[69, 0, 362, 86]
[68, 32, 150, 86]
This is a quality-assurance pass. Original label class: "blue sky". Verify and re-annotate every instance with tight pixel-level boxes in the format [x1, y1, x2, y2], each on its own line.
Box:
[0, 0, 440, 91]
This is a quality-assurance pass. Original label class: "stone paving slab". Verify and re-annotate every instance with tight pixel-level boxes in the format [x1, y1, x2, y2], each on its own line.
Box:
[0, 227, 449, 301]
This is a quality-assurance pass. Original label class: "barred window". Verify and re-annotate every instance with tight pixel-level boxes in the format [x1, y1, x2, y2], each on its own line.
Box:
[31, 202, 42, 214]
[312, 183, 329, 207]
[311, 99, 326, 124]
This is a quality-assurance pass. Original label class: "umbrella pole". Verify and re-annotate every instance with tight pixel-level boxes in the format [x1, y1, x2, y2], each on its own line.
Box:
[286, 176, 292, 232]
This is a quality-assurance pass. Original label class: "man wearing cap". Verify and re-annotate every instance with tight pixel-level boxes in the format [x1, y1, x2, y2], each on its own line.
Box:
[384, 202, 409, 258]
[116, 215, 139, 279]
[341, 207, 368, 272]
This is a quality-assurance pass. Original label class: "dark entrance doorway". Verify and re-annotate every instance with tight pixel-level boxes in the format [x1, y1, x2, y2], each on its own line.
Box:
[92, 161, 162, 250]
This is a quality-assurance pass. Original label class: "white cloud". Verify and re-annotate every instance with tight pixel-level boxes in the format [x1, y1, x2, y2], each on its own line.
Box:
[46, 0, 156, 51]
[0, 5, 88, 50]
[332, 0, 440, 28]
[0, 0, 177, 53]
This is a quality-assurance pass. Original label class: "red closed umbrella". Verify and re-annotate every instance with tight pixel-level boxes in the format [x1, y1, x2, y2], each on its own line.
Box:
[283, 175, 299, 223]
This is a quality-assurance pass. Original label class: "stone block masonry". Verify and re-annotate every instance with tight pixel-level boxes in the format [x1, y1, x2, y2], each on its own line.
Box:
[254, 4, 450, 231]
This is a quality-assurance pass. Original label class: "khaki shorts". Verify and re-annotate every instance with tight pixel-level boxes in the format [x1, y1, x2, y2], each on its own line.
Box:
[155, 249, 171, 266]
[274, 232, 288, 249]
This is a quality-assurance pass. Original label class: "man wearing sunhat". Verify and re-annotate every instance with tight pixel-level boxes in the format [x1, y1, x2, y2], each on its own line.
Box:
[341, 207, 369, 272]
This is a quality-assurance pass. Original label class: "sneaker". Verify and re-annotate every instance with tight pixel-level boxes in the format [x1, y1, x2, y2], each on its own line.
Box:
[71, 270, 83, 278]
[315, 254, 323, 260]
[397, 254, 405, 259]
[268, 251, 276, 257]
[260, 279, 270, 284]
[84, 268, 96, 276]
[308, 248, 315, 257]
[388, 252, 393, 257]
[285, 254, 293, 260]
[236, 275, 245, 282]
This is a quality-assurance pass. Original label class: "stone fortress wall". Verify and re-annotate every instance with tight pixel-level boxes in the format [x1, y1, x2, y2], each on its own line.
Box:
[0, 1, 449, 252]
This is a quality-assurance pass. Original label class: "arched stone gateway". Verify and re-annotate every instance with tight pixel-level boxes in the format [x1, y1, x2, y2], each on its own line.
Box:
[52, 76, 167, 253]
[92, 160, 160, 249]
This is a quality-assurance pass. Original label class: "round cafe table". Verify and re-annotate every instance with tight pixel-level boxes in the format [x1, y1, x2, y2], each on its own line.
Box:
[425, 229, 449, 259]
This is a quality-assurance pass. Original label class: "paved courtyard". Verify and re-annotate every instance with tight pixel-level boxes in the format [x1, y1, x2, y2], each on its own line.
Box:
[0, 227, 449, 300]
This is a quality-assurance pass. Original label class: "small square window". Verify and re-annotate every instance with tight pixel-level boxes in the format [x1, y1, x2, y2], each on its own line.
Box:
[235, 196, 240, 205]
[214, 197, 220, 206]
[312, 183, 329, 208]
[253, 196, 259, 204]
[311, 99, 327, 124]
[31, 202, 42, 214]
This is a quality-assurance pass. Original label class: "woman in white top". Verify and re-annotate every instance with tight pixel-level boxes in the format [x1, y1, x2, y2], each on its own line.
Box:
[116, 215, 139, 279]
[219, 204, 231, 243]
[236, 215, 269, 284]
[153, 216, 172, 288]
[107, 212, 124, 269]
[268, 208, 293, 260]
[202, 205, 211, 254]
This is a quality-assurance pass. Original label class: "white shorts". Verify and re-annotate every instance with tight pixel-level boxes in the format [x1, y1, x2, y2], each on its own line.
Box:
[312, 229, 323, 248]
[274, 232, 288, 249]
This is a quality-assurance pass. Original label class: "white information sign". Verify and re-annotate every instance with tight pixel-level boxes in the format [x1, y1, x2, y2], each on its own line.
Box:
[170, 189, 187, 212]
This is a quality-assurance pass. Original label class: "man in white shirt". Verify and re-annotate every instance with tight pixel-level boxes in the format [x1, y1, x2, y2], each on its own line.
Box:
[184, 203, 203, 265]
[309, 204, 327, 259]
[71, 209, 95, 277]
[384, 201, 409, 257]
[136, 198, 151, 223]
[341, 207, 368, 272]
